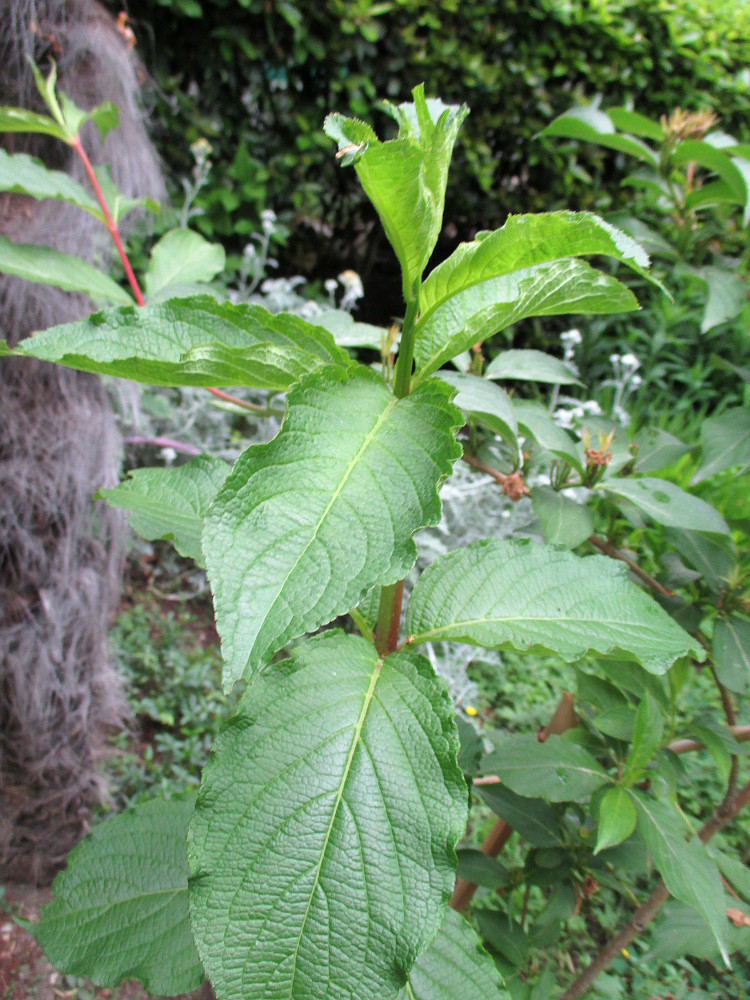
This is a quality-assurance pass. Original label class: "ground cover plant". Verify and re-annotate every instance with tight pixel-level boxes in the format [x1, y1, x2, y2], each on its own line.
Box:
[0, 70, 748, 999]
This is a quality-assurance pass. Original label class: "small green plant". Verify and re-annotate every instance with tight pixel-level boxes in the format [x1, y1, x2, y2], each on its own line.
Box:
[1, 73, 748, 1000]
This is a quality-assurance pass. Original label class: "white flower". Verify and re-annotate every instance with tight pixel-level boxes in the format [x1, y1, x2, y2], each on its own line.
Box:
[621, 352, 640, 372]
[560, 328, 582, 346]
[261, 209, 277, 235]
[582, 400, 602, 415]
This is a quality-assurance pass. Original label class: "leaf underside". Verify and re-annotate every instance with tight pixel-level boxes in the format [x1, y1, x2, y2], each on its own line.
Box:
[188, 631, 467, 1000]
[203, 364, 462, 689]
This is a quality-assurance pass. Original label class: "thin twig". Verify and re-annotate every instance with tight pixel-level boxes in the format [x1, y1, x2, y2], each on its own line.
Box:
[450, 693, 577, 912]
[588, 535, 676, 598]
[559, 779, 750, 1000]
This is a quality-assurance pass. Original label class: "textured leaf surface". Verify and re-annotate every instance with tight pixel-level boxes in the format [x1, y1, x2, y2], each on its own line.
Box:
[0, 235, 133, 305]
[632, 792, 728, 962]
[145, 230, 226, 299]
[713, 616, 750, 694]
[531, 486, 593, 548]
[0, 149, 101, 216]
[438, 370, 517, 445]
[98, 456, 231, 565]
[479, 734, 610, 802]
[12, 296, 348, 388]
[204, 366, 462, 688]
[188, 632, 467, 1000]
[33, 796, 203, 996]
[326, 86, 467, 299]
[397, 909, 509, 1000]
[413, 258, 638, 379]
[484, 348, 581, 385]
[595, 786, 637, 854]
[602, 477, 731, 537]
[406, 539, 700, 673]
[693, 407, 750, 483]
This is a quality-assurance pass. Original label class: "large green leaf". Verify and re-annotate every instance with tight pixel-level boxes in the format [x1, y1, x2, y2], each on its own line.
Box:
[531, 486, 593, 548]
[144, 229, 226, 299]
[631, 792, 729, 963]
[204, 366, 462, 688]
[0, 149, 101, 217]
[713, 616, 750, 694]
[0, 235, 133, 306]
[413, 258, 638, 379]
[188, 632, 467, 1000]
[692, 407, 750, 483]
[97, 456, 231, 566]
[437, 370, 517, 446]
[479, 734, 610, 802]
[10, 296, 349, 389]
[325, 85, 468, 300]
[33, 795, 203, 996]
[540, 106, 659, 165]
[484, 348, 581, 385]
[601, 477, 731, 537]
[397, 909, 510, 1000]
[405, 539, 700, 673]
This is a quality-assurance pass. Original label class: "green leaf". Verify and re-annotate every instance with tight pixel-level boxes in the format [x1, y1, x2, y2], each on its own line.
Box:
[672, 140, 748, 203]
[664, 528, 735, 592]
[413, 258, 638, 380]
[633, 427, 689, 474]
[188, 632, 467, 1000]
[474, 912, 529, 968]
[479, 734, 609, 802]
[692, 407, 750, 483]
[0, 234, 133, 306]
[695, 266, 747, 333]
[13, 297, 349, 389]
[594, 786, 637, 853]
[97, 456, 231, 566]
[0, 149, 101, 217]
[204, 366, 461, 688]
[478, 785, 562, 847]
[531, 486, 594, 548]
[437, 371, 517, 446]
[713, 616, 750, 694]
[624, 692, 664, 785]
[91, 165, 160, 225]
[601, 477, 731, 538]
[541, 107, 659, 165]
[0, 105, 68, 140]
[456, 849, 510, 888]
[314, 309, 388, 350]
[406, 539, 700, 673]
[631, 792, 729, 963]
[514, 401, 585, 474]
[33, 795, 203, 996]
[326, 85, 468, 300]
[648, 901, 749, 965]
[145, 229, 226, 299]
[398, 908, 510, 1000]
[485, 348, 581, 385]
[606, 108, 664, 142]
[686, 179, 745, 212]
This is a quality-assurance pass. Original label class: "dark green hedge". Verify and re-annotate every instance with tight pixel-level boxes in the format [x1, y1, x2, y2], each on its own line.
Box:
[126, 0, 749, 318]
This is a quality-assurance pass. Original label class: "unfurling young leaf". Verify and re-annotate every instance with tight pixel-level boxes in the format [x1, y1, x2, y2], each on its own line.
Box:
[624, 691, 664, 785]
[595, 786, 637, 854]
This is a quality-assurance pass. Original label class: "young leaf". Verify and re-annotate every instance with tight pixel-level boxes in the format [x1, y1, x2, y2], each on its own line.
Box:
[0, 106, 68, 140]
[479, 734, 610, 802]
[97, 456, 231, 566]
[144, 229, 226, 299]
[32, 795, 203, 996]
[397, 908, 510, 1000]
[623, 692, 664, 785]
[594, 786, 637, 853]
[692, 407, 750, 484]
[405, 539, 701, 673]
[0, 149, 102, 217]
[188, 632, 467, 1000]
[601, 477, 731, 538]
[413, 258, 638, 380]
[606, 108, 664, 142]
[484, 348, 581, 385]
[478, 785, 563, 847]
[326, 85, 468, 300]
[437, 370, 518, 446]
[11, 296, 349, 388]
[631, 792, 729, 963]
[531, 486, 594, 548]
[713, 616, 750, 694]
[204, 366, 462, 689]
[0, 235, 133, 306]
[92, 164, 160, 225]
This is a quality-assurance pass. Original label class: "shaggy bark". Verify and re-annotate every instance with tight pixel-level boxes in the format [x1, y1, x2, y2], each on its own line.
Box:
[0, 0, 164, 883]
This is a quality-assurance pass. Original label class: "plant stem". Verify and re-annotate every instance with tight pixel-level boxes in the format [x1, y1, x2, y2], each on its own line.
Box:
[392, 293, 420, 399]
[375, 581, 404, 657]
[72, 135, 145, 307]
[588, 535, 676, 598]
[559, 778, 750, 1000]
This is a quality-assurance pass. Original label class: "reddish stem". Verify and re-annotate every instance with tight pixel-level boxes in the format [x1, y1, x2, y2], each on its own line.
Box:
[72, 134, 145, 307]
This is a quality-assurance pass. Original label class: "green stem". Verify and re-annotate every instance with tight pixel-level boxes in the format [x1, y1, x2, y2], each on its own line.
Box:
[392, 291, 421, 400]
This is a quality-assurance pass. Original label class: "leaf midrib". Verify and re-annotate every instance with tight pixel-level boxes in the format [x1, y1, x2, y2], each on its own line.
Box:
[409, 612, 669, 647]
[288, 659, 382, 997]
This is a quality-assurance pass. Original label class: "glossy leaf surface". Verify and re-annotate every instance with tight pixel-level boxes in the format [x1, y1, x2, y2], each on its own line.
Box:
[595, 786, 637, 854]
